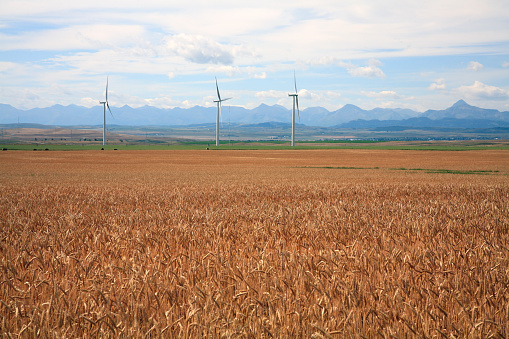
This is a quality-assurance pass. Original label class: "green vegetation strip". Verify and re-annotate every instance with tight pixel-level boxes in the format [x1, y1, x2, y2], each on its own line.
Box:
[389, 168, 500, 175]
[1, 140, 508, 151]
[300, 166, 499, 175]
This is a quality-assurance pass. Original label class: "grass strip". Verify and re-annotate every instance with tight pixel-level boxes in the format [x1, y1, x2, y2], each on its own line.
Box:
[389, 167, 500, 175]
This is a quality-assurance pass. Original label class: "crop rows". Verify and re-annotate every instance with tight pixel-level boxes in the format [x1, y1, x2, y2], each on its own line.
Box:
[2, 175, 508, 338]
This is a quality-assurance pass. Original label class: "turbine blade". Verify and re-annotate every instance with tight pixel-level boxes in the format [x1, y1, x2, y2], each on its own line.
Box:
[106, 76, 109, 101]
[215, 77, 221, 102]
[107, 102, 113, 118]
[296, 96, 300, 123]
[294, 70, 298, 94]
[221, 97, 232, 102]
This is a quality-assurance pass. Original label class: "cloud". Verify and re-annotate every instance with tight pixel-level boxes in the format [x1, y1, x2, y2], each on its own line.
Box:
[80, 97, 98, 108]
[145, 96, 183, 109]
[95, 91, 190, 109]
[163, 34, 234, 65]
[309, 57, 386, 79]
[503, 62, 509, 68]
[325, 91, 341, 99]
[297, 89, 321, 101]
[346, 59, 385, 79]
[0, 61, 22, 72]
[254, 72, 267, 79]
[0, 87, 55, 109]
[467, 61, 484, 71]
[255, 90, 285, 99]
[457, 81, 509, 100]
[206, 65, 240, 77]
[255, 88, 320, 104]
[362, 90, 401, 99]
[377, 101, 421, 111]
[308, 56, 341, 66]
[0, 24, 149, 51]
[205, 65, 267, 79]
[428, 78, 447, 91]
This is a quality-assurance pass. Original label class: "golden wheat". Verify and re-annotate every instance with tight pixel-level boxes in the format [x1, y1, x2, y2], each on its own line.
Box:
[1, 149, 508, 337]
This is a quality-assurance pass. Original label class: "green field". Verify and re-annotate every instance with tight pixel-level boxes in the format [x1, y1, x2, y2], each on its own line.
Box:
[2, 139, 509, 151]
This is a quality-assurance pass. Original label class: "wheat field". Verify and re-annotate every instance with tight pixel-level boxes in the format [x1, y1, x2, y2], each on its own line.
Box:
[1, 149, 508, 338]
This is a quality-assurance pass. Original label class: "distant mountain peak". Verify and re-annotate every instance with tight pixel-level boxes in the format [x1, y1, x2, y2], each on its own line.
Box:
[422, 99, 508, 121]
[342, 104, 361, 109]
[452, 99, 470, 107]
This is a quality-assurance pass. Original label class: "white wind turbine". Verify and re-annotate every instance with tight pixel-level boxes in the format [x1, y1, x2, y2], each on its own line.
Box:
[213, 77, 231, 146]
[99, 77, 112, 146]
[288, 70, 300, 146]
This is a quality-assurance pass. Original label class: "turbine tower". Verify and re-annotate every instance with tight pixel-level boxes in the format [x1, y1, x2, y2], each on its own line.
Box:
[213, 77, 231, 146]
[288, 71, 300, 146]
[99, 77, 112, 146]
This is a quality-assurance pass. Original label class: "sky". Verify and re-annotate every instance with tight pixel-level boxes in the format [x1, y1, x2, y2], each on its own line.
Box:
[1, 0, 509, 114]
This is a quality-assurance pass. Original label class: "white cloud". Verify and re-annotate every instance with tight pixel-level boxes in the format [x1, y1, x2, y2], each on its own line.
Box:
[201, 95, 218, 107]
[0, 61, 22, 72]
[346, 59, 385, 79]
[254, 72, 267, 79]
[145, 96, 183, 109]
[378, 101, 400, 108]
[503, 62, 509, 68]
[325, 91, 342, 98]
[162, 34, 234, 65]
[205, 66, 269, 80]
[0, 24, 149, 51]
[457, 81, 509, 100]
[255, 89, 320, 108]
[467, 61, 484, 71]
[0, 87, 55, 109]
[80, 97, 97, 108]
[298, 89, 321, 101]
[362, 90, 401, 98]
[84, 89, 184, 109]
[255, 90, 285, 99]
[48, 50, 175, 77]
[428, 78, 447, 91]
[206, 65, 240, 77]
[377, 101, 422, 111]
[308, 56, 341, 66]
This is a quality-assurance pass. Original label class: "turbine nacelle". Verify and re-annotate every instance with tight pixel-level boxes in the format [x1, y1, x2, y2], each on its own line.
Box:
[214, 98, 232, 103]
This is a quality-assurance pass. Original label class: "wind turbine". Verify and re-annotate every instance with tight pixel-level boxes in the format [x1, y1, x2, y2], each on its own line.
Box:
[99, 77, 112, 146]
[288, 70, 300, 146]
[213, 77, 231, 146]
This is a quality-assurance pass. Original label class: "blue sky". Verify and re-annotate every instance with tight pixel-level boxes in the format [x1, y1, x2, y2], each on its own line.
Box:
[1, 0, 508, 113]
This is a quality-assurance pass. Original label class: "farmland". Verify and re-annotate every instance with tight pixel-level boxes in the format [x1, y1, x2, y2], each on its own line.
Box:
[1, 149, 508, 337]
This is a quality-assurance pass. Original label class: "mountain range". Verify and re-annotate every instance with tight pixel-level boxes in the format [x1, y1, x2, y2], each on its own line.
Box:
[1, 100, 508, 128]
